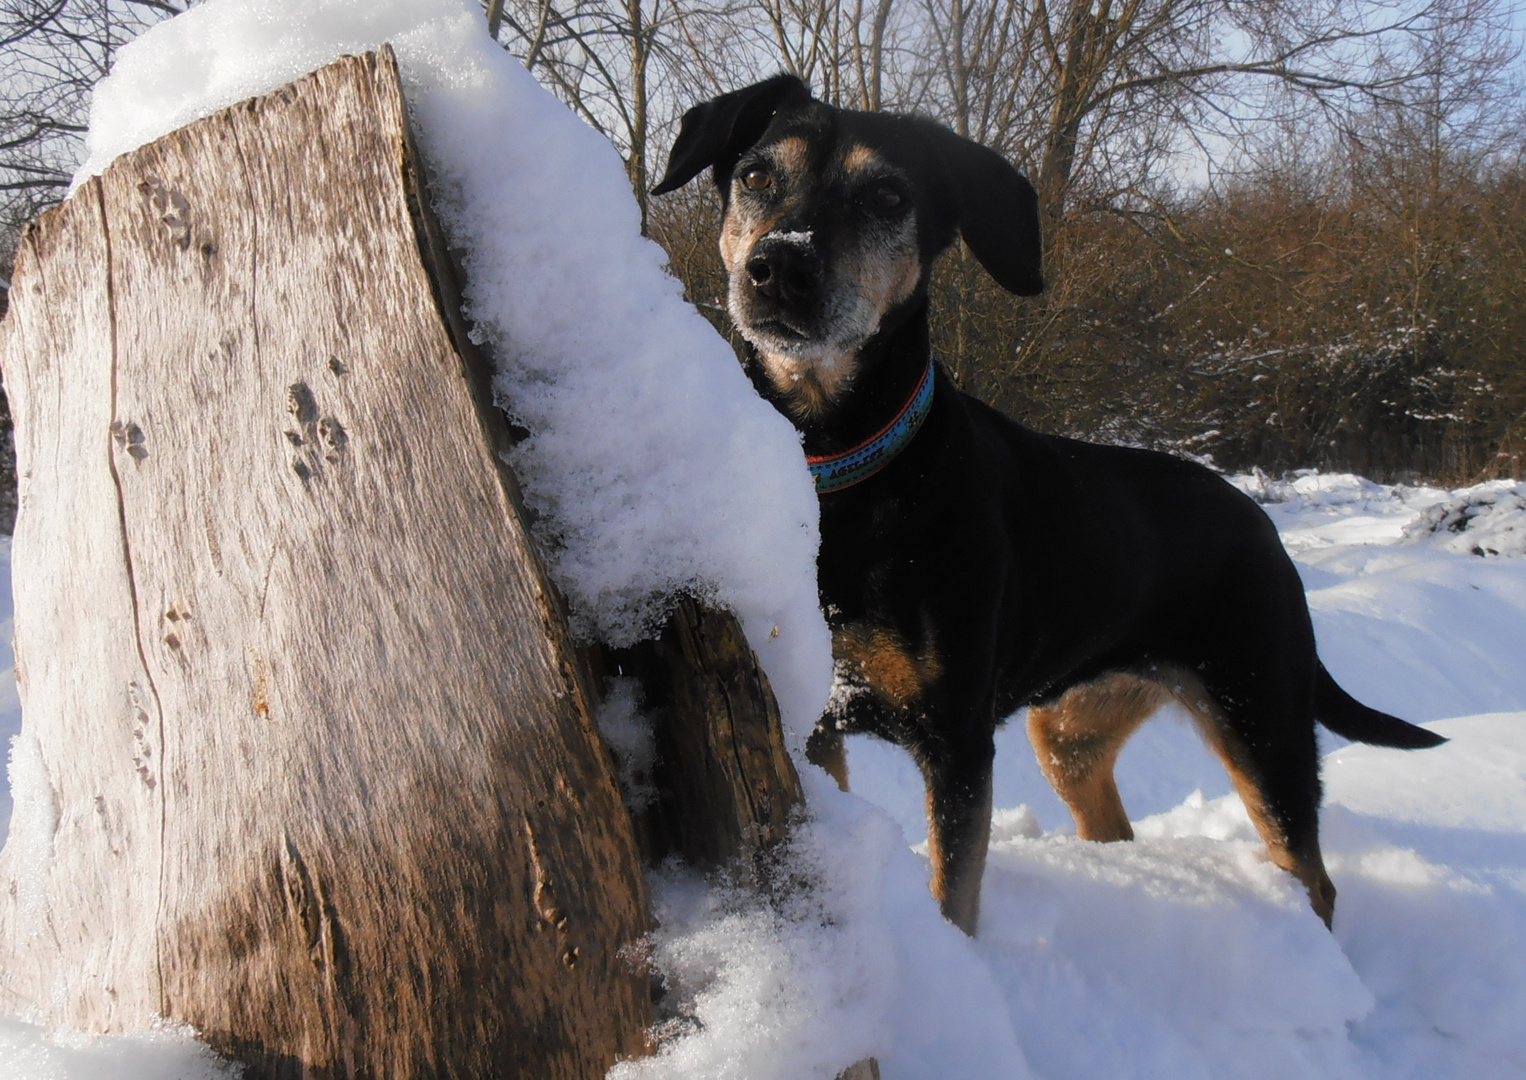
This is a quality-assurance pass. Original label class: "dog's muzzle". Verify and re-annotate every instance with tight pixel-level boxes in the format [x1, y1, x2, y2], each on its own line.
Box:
[746, 234, 824, 305]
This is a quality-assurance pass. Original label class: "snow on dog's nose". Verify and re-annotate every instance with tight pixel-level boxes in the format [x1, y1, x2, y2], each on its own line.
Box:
[747, 230, 824, 304]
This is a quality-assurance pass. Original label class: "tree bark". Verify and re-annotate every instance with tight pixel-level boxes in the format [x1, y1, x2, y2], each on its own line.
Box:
[604, 597, 804, 870]
[0, 47, 651, 1079]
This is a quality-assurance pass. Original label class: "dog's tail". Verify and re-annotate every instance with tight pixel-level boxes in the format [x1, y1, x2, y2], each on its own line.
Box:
[1316, 663, 1447, 749]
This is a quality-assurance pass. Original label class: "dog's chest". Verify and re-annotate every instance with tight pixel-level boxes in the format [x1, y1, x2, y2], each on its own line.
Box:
[816, 491, 912, 606]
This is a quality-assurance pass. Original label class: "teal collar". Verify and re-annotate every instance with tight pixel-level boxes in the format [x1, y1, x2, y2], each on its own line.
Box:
[807, 359, 934, 493]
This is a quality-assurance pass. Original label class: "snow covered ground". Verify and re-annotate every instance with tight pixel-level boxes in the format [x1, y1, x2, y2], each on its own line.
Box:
[5, 474, 1526, 1078]
[2, 0, 1525, 1075]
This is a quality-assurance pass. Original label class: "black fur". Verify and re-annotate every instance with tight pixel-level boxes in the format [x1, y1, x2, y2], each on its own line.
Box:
[655, 77, 1445, 935]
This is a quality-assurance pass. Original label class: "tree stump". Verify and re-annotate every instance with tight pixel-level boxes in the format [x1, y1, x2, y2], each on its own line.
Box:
[0, 48, 651, 1078]
[605, 597, 803, 870]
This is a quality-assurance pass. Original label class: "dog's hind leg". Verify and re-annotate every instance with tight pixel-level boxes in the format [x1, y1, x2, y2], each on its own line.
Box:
[1175, 672, 1338, 928]
[920, 735, 996, 935]
[1026, 673, 1171, 842]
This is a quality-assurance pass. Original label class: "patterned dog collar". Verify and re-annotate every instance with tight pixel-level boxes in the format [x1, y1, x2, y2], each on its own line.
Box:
[807, 360, 935, 493]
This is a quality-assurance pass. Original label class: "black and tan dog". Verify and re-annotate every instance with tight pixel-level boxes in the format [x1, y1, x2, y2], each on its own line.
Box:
[653, 74, 1444, 935]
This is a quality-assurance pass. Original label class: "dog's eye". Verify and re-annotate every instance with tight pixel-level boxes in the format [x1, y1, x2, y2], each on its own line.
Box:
[868, 184, 904, 211]
[742, 168, 772, 191]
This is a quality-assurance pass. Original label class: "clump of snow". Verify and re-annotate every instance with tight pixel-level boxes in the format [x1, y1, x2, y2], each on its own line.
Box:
[988, 804, 1042, 843]
[74, 0, 491, 182]
[596, 677, 658, 812]
[1233, 467, 1398, 507]
[405, 65, 829, 668]
[619, 780, 1034, 1080]
[616, 806, 898, 1080]
[0, 1017, 241, 1080]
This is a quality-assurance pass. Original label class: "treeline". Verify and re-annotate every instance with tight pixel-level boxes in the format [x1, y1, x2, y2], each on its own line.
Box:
[4, 0, 1525, 482]
[935, 134, 1526, 480]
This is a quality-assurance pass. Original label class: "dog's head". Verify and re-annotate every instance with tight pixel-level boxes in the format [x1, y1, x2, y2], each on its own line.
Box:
[653, 75, 1042, 413]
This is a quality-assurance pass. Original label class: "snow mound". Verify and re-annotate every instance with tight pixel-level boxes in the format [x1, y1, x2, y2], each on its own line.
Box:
[1232, 468, 1404, 508]
[962, 713, 1526, 1080]
[1325, 712, 1526, 832]
[980, 818, 1376, 1080]
[1323, 712, 1526, 1078]
[1400, 481, 1526, 558]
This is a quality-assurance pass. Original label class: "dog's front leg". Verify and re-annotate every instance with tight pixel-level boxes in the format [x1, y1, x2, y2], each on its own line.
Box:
[806, 723, 851, 791]
[920, 738, 995, 935]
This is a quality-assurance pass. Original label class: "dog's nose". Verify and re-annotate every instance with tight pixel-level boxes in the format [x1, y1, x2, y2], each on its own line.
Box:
[747, 241, 824, 302]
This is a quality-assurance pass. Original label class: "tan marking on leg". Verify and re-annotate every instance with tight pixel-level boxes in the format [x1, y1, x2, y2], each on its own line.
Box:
[1171, 674, 1338, 928]
[833, 623, 942, 708]
[806, 726, 850, 791]
[1027, 673, 1172, 842]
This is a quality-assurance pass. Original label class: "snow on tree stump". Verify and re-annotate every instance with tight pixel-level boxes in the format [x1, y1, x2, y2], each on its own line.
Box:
[0, 48, 658, 1078]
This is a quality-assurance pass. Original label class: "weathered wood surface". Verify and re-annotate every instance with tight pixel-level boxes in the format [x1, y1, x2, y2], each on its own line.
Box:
[0, 48, 651, 1078]
[607, 598, 804, 869]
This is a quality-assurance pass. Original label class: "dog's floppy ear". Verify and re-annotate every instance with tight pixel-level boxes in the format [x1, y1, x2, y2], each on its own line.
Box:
[652, 75, 813, 196]
[929, 127, 1044, 296]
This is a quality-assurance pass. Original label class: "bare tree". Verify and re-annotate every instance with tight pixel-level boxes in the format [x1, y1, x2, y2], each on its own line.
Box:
[902, 0, 1515, 239]
[754, 0, 904, 105]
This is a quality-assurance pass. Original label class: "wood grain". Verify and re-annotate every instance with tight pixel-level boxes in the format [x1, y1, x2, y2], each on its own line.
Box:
[0, 48, 650, 1078]
[606, 599, 803, 869]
